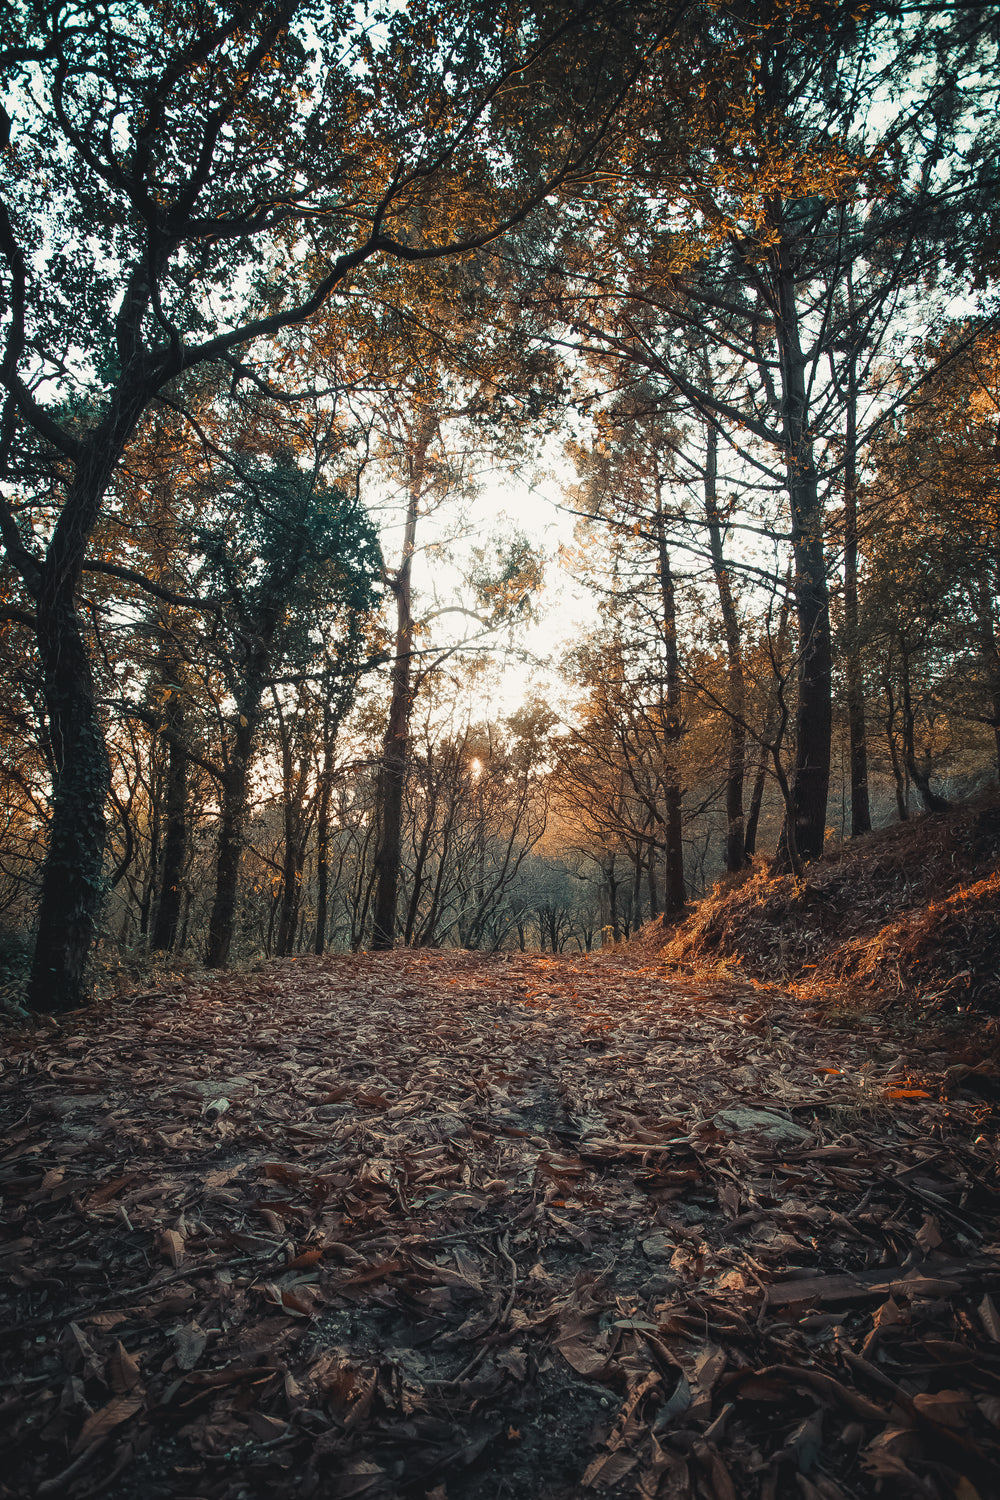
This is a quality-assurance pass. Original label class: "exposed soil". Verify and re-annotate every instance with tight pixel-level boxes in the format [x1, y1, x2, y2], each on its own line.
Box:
[2, 948, 1000, 1499]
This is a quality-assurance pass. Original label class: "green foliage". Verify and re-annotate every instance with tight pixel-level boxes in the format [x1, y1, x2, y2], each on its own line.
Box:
[468, 531, 543, 625]
[196, 459, 382, 651]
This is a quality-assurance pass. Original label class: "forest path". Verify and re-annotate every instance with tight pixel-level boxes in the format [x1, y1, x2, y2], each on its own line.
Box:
[2, 949, 999, 1499]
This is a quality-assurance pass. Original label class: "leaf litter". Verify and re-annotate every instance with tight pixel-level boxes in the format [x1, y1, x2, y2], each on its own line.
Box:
[1, 948, 999, 1499]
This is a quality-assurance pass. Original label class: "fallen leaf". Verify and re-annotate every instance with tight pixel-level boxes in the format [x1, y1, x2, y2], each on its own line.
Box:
[979, 1294, 1000, 1341]
[172, 1321, 208, 1371]
[288, 1246, 324, 1269]
[108, 1340, 143, 1394]
[158, 1228, 185, 1266]
[71, 1396, 143, 1455]
[557, 1337, 610, 1377]
[915, 1214, 943, 1254]
[912, 1390, 973, 1427]
[583, 1450, 639, 1488]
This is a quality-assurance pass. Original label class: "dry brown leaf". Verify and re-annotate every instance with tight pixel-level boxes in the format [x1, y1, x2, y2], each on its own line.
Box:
[953, 1480, 986, 1500]
[582, 1450, 639, 1488]
[85, 1174, 139, 1207]
[246, 1411, 288, 1440]
[288, 1246, 324, 1269]
[107, 1340, 143, 1394]
[915, 1213, 943, 1254]
[70, 1395, 143, 1455]
[66, 1321, 105, 1382]
[979, 1293, 1000, 1341]
[172, 1321, 208, 1370]
[557, 1337, 610, 1377]
[912, 1389, 974, 1427]
[158, 1227, 185, 1266]
[691, 1438, 738, 1500]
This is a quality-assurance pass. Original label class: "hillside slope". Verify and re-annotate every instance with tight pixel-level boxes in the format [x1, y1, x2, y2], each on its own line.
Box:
[650, 796, 1000, 1017]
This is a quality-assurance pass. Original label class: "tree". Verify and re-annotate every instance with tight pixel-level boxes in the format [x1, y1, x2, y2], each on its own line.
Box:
[566, 404, 690, 912]
[370, 405, 443, 951]
[515, 0, 999, 862]
[191, 462, 379, 968]
[861, 328, 1000, 812]
[0, 0, 670, 1009]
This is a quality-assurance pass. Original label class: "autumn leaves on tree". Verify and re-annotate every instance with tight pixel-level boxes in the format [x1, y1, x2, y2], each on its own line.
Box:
[1, 1, 999, 1008]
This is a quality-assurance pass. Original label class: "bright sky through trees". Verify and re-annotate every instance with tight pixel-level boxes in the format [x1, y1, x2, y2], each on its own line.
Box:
[2, 0, 998, 1007]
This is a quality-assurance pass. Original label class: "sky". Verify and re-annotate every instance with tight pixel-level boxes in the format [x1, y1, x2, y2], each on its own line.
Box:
[372, 444, 599, 725]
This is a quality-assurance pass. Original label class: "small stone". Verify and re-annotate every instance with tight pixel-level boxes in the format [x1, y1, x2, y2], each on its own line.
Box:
[641, 1231, 675, 1259]
[713, 1107, 812, 1145]
[313, 1104, 349, 1121]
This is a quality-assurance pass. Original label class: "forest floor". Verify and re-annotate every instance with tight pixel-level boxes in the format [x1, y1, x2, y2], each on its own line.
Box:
[2, 948, 1000, 1499]
[652, 797, 1000, 1017]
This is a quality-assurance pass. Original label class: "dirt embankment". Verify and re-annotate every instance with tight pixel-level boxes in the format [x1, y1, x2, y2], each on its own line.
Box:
[649, 797, 1000, 1018]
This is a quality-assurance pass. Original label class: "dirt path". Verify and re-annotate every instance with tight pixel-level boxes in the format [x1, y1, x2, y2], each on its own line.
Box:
[2, 950, 999, 1499]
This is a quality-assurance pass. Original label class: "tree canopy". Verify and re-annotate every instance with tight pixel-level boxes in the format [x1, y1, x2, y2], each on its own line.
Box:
[1, 0, 999, 1009]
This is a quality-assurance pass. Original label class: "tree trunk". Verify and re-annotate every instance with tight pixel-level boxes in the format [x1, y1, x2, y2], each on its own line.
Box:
[646, 841, 659, 920]
[204, 575, 284, 966]
[654, 494, 686, 916]
[882, 660, 909, 820]
[404, 778, 439, 944]
[601, 856, 621, 942]
[371, 413, 435, 951]
[975, 569, 1000, 782]
[775, 237, 832, 862]
[314, 758, 332, 955]
[899, 638, 948, 813]
[744, 740, 769, 859]
[276, 823, 305, 956]
[745, 582, 792, 858]
[630, 854, 643, 933]
[28, 585, 111, 1012]
[205, 750, 251, 969]
[842, 310, 871, 835]
[205, 685, 264, 969]
[138, 769, 161, 941]
[273, 697, 306, 958]
[703, 420, 748, 871]
[26, 387, 152, 1011]
[150, 645, 190, 952]
[151, 733, 188, 951]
